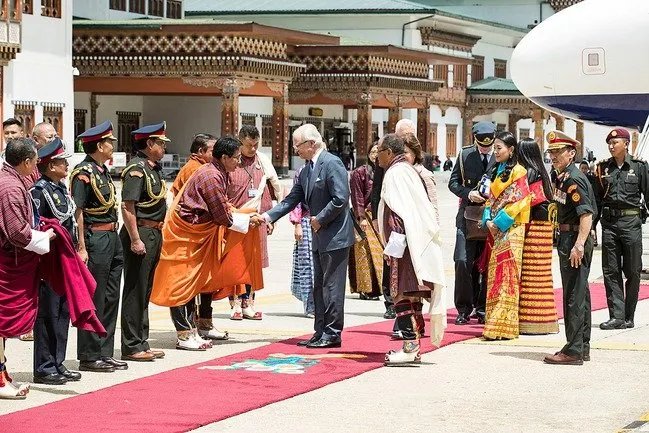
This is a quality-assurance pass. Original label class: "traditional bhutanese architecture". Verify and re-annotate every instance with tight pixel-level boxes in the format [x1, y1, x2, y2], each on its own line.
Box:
[72, 19, 471, 172]
[548, 0, 583, 12]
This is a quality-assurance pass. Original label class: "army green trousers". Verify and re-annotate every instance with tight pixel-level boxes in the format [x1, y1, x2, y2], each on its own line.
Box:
[601, 215, 642, 321]
[557, 232, 593, 358]
[120, 226, 162, 356]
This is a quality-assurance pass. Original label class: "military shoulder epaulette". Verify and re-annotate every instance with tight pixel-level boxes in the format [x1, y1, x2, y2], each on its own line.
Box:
[462, 144, 475, 149]
[632, 156, 647, 164]
[32, 178, 48, 189]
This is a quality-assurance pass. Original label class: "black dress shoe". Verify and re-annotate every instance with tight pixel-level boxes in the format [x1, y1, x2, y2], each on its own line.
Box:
[102, 357, 129, 370]
[599, 318, 627, 330]
[625, 320, 635, 329]
[306, 338, 342, 349]
[477, 315, 486, 325]
[297, 335, 322, 347]
[33, 373, 68, 385]
[79, 360, 116, 373]
[455, 313, 469, 325]
[58, 368, 82, 381]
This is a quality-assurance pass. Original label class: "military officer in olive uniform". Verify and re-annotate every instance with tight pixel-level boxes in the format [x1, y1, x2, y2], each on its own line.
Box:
[544, 131, 595, 366]
[448, 121, 497, 325]
[71, 121, 126, 373]
[31, 139, 82, 384]
[120, 122, 169, 362]
[593, 128, 649, 330]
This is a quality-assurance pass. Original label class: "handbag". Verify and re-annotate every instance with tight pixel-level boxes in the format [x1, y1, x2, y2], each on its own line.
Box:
[464, 205, 488, 240]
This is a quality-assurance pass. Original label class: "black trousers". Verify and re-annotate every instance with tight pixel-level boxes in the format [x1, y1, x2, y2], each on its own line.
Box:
[78, 229, 123, 361]
[453, 228, 487, 316]
[558, 232, 593, 358]
[120, 226, 162, 355]
[601, 215, 643, 321]
[34, 281, 70, 375]
[313, 247, 349, 340]
[170, 293, 214, 332]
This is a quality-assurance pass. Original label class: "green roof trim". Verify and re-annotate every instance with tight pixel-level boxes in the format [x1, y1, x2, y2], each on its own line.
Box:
[468, 77, 522, 94]
[184, 0, 528, 33]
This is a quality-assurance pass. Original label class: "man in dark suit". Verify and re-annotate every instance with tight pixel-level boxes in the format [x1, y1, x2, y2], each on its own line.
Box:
[448, 121, 496, 325]
[261, 124, 355, 348]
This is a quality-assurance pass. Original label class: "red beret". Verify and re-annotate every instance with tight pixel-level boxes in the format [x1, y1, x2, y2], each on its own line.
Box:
[606, 128, 631, 142]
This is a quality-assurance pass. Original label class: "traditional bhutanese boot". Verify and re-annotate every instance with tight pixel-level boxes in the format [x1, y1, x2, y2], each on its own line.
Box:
[230, 298, 243, 320]
[0, 365, 29, 400]
[197, 318, 229, 340]
[193, 330, 213, 348]
[242, 298, 262, 320]
[414, 301, 426, 337]
[385, 301, 421, 366]
[176, 330, 207, 351]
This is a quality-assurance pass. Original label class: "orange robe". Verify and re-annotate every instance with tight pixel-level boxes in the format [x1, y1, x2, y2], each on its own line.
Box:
[150, 162, 263, 307]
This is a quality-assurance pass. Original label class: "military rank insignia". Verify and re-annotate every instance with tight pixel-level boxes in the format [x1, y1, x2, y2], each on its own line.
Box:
[571, 192, 581, 202]
[567, 184, 577, 193]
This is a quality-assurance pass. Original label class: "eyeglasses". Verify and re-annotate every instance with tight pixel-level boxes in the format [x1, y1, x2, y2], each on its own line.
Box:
[154, 139, 167, 148]
[293, 139, 312, 150]
[546, 148, 567, 156]
[377, 147, 390, 153]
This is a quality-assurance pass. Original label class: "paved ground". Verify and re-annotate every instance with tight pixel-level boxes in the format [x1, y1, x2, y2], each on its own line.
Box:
[2, 170, 648, 433]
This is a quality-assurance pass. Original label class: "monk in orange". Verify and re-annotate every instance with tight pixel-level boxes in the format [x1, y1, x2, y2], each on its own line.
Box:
[150, 136, 264, 351]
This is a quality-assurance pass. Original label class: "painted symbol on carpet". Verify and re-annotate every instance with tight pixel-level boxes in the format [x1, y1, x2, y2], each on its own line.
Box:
[198, 353, 367, 375]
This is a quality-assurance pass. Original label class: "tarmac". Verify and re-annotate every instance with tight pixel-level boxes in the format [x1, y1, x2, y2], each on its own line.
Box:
[1, 170, 648, 433]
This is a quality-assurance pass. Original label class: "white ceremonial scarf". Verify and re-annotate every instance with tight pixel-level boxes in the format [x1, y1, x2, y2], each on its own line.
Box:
[256, 151, 283, 201]
[378, 161, 447, 347]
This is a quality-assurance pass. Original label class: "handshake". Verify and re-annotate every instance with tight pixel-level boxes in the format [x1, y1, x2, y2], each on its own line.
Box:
[249, 213, 267, 227]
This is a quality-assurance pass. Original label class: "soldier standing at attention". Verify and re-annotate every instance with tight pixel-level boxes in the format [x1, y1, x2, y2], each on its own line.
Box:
[31, 139, 82, 384]
[120, 122, 169, 362]
[71, 121, 126, 373]
[594, 128, 649, 330]
[544, 131, 595, 365]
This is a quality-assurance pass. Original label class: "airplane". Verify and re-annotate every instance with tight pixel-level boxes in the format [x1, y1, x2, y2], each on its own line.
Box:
[510, 0, 649, 133]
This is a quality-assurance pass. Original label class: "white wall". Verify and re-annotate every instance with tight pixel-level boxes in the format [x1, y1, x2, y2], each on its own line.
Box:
[437, 3, 555, 29]
[142, 95, 222, 155]
[94, 94, 144, 133]
[3, 0, 74, 143]
[73, 0, 151, 20]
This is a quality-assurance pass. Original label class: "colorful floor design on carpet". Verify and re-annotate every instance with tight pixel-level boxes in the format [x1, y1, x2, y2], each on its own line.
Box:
[2, 283, 648, 433]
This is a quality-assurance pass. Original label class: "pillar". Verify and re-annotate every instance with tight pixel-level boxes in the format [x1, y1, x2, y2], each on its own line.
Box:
[272, 84, 289, 176]
[575, 121, 584, 161]
[508, 113, 521, 135]
[533, 108, 544, 151]
[90, 93, 99, 127]
[417, 99, 431, 153]
[462, 111, 474, 151]
[355, 91, 372, 167]
[555, 115, 565, 131]
[221, 78, 239, 137]
[387, 106, 400, 134]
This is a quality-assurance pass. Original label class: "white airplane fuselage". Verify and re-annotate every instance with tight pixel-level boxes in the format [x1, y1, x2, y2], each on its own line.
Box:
[511, 0, 649, 131]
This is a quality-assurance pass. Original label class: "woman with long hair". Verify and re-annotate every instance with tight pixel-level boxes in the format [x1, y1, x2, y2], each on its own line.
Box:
[516, 139, 559, 334]
[349, 143, 383, 299]
[481, 131, 532, 340]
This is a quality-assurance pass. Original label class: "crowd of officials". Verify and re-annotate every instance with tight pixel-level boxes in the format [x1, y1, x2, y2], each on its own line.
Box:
[0, 112, 646, 399]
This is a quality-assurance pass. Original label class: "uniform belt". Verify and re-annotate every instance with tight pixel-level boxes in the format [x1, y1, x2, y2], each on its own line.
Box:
[604, 207, 640, 217]
[558, 224, 580, 232]
[137, 218, 164, 230]
[89, 222, 119, 232]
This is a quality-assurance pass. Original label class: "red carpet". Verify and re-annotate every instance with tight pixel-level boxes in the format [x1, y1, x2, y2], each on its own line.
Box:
[2, 283, 648, 433]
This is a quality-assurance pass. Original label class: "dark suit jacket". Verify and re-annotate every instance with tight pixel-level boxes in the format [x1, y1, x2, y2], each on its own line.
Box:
[448, 146, 496, 229]
[267, 150, 355, 253]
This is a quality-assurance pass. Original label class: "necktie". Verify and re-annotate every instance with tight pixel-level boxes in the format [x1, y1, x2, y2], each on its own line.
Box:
[305, 160, 314, 192]
[482, 154, 489, 171]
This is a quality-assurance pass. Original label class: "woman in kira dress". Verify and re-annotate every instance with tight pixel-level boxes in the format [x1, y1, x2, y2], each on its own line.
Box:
[481, 131, 532, 340]
[516, 139, 560, 334]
